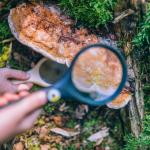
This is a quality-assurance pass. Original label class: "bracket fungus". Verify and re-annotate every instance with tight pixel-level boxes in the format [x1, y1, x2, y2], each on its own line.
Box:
[106, 88, 132, 109]
[8, 3, 100, 66]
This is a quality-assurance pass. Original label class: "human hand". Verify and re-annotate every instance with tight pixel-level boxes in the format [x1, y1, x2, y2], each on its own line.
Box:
[0, 83, 33, 106]
[0, 68, 30, 94]
[0, 91, 47, 143]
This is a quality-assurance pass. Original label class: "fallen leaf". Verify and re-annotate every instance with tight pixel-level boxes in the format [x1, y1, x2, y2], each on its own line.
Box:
[36, 118, 46, 126]
[13, 142, 24, 150]
[59, 103, 69, 112]
[87, 127, 109, 145]
[105, 146, 110, 150]
[52, 116, 63, 127]
[40, 126, 49, 136]
[95, 146, 105, 150]
[39, 126, 50, 142]
[51, 148, 58, 150]
[40, 144, 50, 150]
[50, 128, 80, 138]
[75, 105, 89, 119]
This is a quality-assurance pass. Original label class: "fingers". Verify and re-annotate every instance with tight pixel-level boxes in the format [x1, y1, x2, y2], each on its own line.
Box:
[17, 83, 33, 92]
[16, 109, 42, 133]
[3, 68, 30, 80]
[0, 81, 18, 94]
[18, 91, 30, 97]
[0, 91, 46, 129]
[0, 83, 33, 107]
[13, 91, 47, 117]
[3, 93, 19, 101]
[1, 82, 31, 94]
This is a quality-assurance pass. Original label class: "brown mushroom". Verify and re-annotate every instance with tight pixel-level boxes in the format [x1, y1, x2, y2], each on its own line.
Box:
[106, 88, 132, 109]
[8, 3, 100, 66]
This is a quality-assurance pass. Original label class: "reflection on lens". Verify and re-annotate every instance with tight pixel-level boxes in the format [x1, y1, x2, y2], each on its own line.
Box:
[72, 47, 123, 99]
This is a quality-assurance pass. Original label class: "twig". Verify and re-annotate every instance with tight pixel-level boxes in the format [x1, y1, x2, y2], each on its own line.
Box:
[113, 9, 135, 24]
[0, 38, 15, 44]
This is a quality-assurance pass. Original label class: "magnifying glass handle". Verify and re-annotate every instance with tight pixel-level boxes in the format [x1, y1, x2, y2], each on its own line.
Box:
[12, 71, 50, 87]
[11, 70, 32, 84]
[44, 76, 71, 103]
[44, 87, 62, 103]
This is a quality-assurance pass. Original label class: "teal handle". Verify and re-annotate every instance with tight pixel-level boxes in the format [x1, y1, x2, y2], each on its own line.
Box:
[45, 43, 127, 106]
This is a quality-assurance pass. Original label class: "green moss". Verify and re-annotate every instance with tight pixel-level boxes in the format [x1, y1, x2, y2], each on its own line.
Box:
[56, 142, 95, 150]
[43, 103, 56, 113]
[123, 115, 150, 150]
[66, 119, 77, 128]
[59, 0, 117, 28]
[132, 3, 150, 82]
[0, 20, 11, 41]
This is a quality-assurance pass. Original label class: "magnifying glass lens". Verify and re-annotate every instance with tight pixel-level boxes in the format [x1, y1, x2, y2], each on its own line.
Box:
[72, 47, 123, 100]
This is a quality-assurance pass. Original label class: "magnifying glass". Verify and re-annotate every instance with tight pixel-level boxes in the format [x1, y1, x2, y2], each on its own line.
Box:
[45, 44, 127, 106]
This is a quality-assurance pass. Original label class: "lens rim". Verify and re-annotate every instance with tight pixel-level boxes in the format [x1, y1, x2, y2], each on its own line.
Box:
[69, 43, 127, 106]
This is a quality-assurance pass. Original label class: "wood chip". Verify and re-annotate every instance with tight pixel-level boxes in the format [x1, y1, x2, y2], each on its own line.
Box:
[113, 9, 134, 24]
[87, 127, 109, 145]
[50, 128, 80, 138]
[52, 116, 63, 127]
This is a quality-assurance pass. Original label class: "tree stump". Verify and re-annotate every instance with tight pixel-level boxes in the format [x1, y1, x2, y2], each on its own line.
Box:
[114, 0, 145, 137]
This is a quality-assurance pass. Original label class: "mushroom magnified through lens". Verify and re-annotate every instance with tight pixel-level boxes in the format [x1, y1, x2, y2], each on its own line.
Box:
[72, 47, 123, 99]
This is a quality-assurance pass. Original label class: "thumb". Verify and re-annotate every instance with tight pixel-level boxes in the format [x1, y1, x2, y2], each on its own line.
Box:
[14, 91, 47, 118]
[16, 109, 42, 133]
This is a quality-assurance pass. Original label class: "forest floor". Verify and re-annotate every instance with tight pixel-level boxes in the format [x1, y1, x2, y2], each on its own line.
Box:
[9, 39, 123, 150]
[0, 0, 150, 150]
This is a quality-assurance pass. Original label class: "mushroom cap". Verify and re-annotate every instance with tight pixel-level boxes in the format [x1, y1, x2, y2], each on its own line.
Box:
[106, 88, 132, 109]
[8, 3, 100, 66]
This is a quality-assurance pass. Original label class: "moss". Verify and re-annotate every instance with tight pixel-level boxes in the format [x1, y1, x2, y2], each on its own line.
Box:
[59, 0, 117, 28]
[66, 119, 77, 128]
[56, 142, 95, 150]
[123, 115, 150, 150]
[132, 3, 150, 82]
[0, 19, 11, 41]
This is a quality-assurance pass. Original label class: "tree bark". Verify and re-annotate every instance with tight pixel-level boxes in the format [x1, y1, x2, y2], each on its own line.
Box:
[114, 0, 145, 137]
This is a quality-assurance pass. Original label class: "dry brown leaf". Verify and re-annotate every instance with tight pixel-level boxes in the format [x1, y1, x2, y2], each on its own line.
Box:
[40, 144, 50, 150]
[95, 147, 105, 150]
[48, 135, 62, 143]
[87, 127, 109, 145]
[50, 127, 80, 138]
[75, 104, 89, 119]
[13, 142, 24, 150]
[40, 126, 49, 136]
[51, 148, 58, 150]
[52, 116, 64, 127]
[39, 126, 51, 142]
